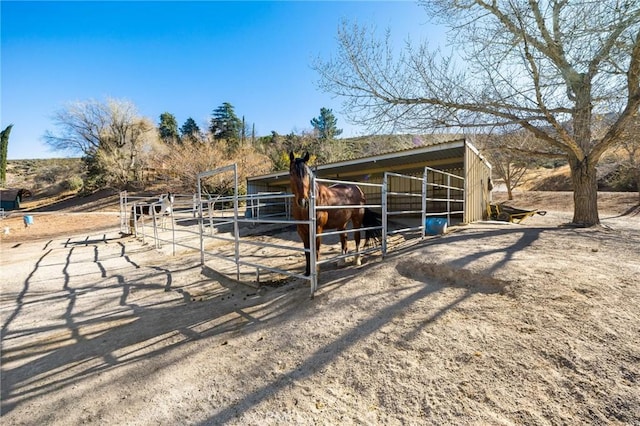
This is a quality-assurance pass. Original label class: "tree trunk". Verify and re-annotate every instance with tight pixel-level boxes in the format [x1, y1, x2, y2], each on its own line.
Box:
[569, 155, 600, 226]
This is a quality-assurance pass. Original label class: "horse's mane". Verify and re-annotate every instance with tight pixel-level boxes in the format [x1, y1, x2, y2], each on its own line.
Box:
[291, 157, 313, 180]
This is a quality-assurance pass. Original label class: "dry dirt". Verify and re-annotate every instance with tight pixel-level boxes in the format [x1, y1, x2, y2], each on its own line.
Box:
[1, 191, 639, 425]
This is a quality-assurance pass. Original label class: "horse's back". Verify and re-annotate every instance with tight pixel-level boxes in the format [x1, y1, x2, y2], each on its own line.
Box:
[319, 183, 365, 229]
[324, 183, 365, 206]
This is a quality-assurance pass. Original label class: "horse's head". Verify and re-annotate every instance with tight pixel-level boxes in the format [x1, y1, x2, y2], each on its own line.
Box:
[289, 151, 312, 209]
[162, 192, 175, 213]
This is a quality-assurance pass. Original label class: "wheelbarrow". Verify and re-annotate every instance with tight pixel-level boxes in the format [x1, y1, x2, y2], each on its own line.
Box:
[487, 203, 547, 224]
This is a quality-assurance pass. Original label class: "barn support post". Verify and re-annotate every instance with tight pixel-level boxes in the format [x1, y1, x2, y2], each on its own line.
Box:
[421, 168, 427, 238]
[446, 174, 451, 225]
[382, 173, 388, 258]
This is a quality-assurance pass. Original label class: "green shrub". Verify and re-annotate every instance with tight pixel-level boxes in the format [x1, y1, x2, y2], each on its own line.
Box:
[61, 176, 84, 191]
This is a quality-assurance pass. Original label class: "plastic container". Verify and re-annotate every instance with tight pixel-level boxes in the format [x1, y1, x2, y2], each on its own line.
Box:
[425, 217, 448, 235]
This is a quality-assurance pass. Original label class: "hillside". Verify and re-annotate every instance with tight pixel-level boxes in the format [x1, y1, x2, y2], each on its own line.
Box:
[4, 158, 85, 203]
[3, 152, 638, 214]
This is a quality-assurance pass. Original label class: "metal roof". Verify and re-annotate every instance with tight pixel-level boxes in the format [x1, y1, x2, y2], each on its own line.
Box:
[248, 138, 474, 189]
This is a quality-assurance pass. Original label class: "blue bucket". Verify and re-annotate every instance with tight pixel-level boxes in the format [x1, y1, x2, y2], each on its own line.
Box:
[23, 215, 34, 226]
[425, 217, 448, 235]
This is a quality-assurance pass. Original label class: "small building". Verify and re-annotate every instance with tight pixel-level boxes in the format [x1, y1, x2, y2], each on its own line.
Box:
[246, 138, 492, 224]
[0, 188, 31, 211]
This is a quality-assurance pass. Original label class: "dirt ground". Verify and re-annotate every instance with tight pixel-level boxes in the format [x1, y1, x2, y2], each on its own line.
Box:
[1, 191, 639, 425]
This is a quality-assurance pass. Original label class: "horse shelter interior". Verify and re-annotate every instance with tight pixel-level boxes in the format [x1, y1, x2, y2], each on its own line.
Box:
[246, 138, 492, 227]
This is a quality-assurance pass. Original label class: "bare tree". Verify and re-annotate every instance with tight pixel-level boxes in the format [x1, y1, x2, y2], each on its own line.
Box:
[314, 0, 640, 226]
[157, 138, 272, 193]
[473, 130, 537, 200]
[44, 98, 158, 189]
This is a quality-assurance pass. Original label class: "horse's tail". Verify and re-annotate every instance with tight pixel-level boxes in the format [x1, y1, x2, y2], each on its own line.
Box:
[363, 208, 382, 247]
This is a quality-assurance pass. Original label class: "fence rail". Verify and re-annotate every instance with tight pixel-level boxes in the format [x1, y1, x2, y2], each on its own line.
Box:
[121, 165, 464, 298]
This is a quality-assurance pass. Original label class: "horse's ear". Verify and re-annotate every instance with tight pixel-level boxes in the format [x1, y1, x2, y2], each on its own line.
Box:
[289, 152, 295, 163]
[303, 152, 310, 163]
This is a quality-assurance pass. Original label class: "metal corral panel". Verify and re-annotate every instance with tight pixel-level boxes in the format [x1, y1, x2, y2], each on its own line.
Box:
[246, 138, 491, 223]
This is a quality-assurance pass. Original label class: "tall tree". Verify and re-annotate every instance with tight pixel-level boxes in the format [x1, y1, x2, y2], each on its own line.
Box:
[43, 98, 157, 189]
[180, 117, 202, 143]
[0, 124, 12, 187]
[311, 107, 343, 141]
[314, 1, 640, 226]
[209, 102, 242, 143]
[158, 112, 179, 144]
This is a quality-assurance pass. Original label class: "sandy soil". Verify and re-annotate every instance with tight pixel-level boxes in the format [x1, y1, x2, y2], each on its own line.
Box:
[1, 191, 639, 425]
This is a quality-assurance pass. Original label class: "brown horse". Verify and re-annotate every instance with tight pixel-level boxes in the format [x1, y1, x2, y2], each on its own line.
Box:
[289, 152, 381, 276]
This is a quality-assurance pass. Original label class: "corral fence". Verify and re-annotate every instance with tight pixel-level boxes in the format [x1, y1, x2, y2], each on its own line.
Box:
[120, 165, 464, 298]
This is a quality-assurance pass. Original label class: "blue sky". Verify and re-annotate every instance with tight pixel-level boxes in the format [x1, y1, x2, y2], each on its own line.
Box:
[2, 1, 443, 159]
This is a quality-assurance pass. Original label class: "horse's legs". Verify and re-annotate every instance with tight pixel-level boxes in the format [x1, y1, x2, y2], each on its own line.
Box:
[297, 225, 312, 276]
[353, 231, 362, 266]
[337, 227, 348, 267]
[315, 226, 323, 272]
[352, 214, 363, 266]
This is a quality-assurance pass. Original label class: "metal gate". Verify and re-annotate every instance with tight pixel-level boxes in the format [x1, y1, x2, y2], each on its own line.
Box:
[122, 164, 462, 298]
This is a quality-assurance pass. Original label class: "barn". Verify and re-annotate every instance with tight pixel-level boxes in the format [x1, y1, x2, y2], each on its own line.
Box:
[246, 138, 492, 224]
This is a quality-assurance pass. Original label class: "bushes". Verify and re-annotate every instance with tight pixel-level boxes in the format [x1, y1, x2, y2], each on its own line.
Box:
[61, 175, 84, 191]
[599, 164, 639, 191]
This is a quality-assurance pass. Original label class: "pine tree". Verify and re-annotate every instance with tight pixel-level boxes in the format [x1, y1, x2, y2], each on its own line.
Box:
[158, 112, 179, 144]
[209, 102, 242, 142]
[180, 118, 201, 143]
[311, 107, 343, 141]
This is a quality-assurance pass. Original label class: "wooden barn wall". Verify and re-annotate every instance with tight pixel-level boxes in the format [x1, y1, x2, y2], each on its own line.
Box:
[464, 143, 492, 223]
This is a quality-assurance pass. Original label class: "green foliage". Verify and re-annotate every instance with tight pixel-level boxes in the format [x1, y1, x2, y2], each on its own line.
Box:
[82, 155, 107, 191]
[62, 175, 84, 191]
[180, 117, 201, 143]
[209, 102, 242, 144]
[310, 107, 343, 141]
[0, 124, 12, 186]
[158, 112, 179, 144]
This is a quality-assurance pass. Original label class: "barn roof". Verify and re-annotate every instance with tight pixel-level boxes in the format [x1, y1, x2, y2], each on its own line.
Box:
[248, 138, 487, 190]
